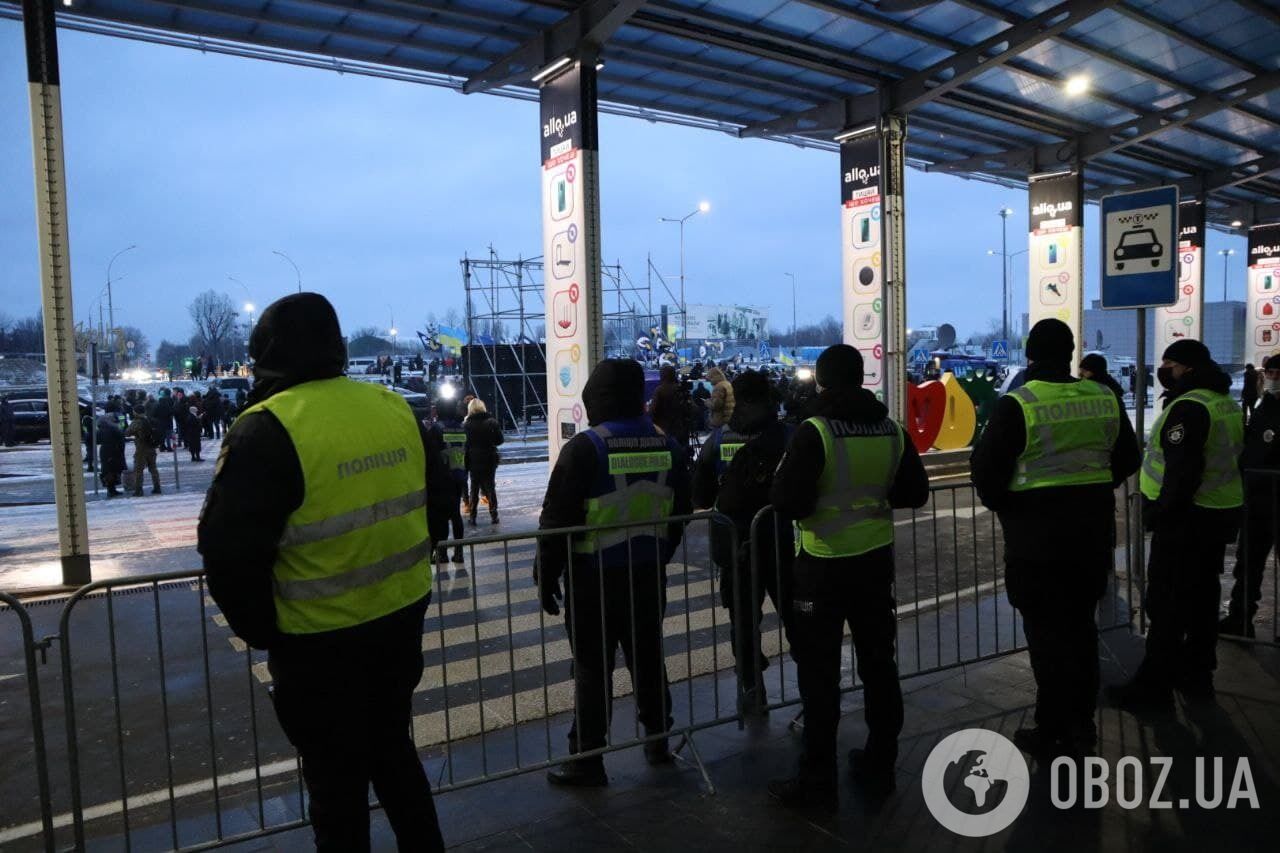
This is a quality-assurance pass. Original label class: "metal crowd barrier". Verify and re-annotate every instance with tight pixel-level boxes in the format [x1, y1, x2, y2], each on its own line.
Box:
[1226, 470, 1280, 646]
[1, 483, 1153, 851]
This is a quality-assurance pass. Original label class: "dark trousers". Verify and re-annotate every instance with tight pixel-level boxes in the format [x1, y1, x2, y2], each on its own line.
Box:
[791, 548, 903, 776]
[1228, 498, 1277, 621]
[1006, 558, 1107, 738]
[131, 449, 160, 495]
[1139, 527, 1226, 690]
[720, 544, 795, 683]
[268, 597, 443, 853]
[468, 467, 497, 519]
[563, 562, 672, 754]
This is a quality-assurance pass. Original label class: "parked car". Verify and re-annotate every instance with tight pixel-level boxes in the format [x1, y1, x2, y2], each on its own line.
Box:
[208, 376, 251, 396]
[1, 396, 99, 443]
[390, 386, 432, 422]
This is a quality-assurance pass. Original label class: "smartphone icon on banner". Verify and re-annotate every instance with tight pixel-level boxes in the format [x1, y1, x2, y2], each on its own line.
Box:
[1048, 243, 1058, 265]
[1265, 274, 1275, 292]
[557, 181, 566, 213]
[860, 218, 871, 244]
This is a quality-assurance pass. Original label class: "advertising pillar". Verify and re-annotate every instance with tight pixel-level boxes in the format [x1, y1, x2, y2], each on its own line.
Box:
[540, 60, 603, 468]
[1248, 222, 1280, 367]
[1154, 201, 1205, 357]
[840, 116, 906, 418]
[1027, 170, 1084, 366]
[23, 0, 90, 585]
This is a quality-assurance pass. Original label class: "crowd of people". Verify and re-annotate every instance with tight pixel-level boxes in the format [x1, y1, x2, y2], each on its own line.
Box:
[163, 292, 1270, 851]
[78, 385, 248, 497]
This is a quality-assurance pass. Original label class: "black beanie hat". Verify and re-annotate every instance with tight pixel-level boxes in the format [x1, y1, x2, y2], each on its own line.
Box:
[731, 369, 772, 404]
[1162, 338, 1211, 369]
[1265, 355, 1280, 371]
[815, 344, 863, 389]
[1026, 318, 1074, 363]
[1080, 352, 1108, 376]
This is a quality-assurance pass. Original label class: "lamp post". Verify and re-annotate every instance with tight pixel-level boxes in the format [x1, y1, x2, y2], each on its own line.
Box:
[784, 272, 796, 350]
[106, 244, 137, 366]
[1218, 248, 1235, 302]
[389, 305, 398, 356]
[272, 250, 303, 293]
[659, 201, 710, 357]
[988, 240, 1028, 347]
[228, 276, 254, 361]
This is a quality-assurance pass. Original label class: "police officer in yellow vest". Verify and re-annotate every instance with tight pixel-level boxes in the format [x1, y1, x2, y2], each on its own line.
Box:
[972, 319, 1139, 758]
[535, 359, 692, 786]
[769, 345, 929, 808]
[199, 294, 454, 852]
[1110, 339, 1244, 711]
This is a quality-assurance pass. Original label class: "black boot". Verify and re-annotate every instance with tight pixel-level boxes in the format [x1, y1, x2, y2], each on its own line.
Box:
[1012, 727, 1073, 760]
[1106, 679, 1174, 714]
[547, 758, 607, 787]
[452, 547, 464, 563]
[848, 746, 897, 794]
[468, 514, 477, 528]
[644, 737, 672, 766]
[1219, 613, 1255, 639]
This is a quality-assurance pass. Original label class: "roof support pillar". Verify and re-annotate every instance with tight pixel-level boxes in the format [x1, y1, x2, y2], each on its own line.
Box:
[22, 0, 91, 587]
[539, 55, 603, 469]
[1027, 167, 1085, 367]
[839, 115, 908, 421]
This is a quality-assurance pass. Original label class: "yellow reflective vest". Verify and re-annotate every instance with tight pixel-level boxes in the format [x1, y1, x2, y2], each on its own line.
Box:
[796, 416, 905, 558]
[242, 377, 432, 634]
[1140, 388, 1243, 509]
[1006, 379, 1119, 492]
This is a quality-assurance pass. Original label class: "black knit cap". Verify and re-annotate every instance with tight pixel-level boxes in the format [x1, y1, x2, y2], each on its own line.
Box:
[1026, 318, 1074, 363]
[1161, 338, 1212, 369]
[815, 344, 863, 389]
[1080, 352, 1108, 375]
[1265, 355, 1280, 371]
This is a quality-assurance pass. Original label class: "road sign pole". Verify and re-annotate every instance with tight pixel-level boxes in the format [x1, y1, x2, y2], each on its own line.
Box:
[1135, 307, 1147, 448]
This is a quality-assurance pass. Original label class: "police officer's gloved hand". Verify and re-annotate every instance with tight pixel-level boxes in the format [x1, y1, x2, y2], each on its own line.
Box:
[533, 553, 563, 616]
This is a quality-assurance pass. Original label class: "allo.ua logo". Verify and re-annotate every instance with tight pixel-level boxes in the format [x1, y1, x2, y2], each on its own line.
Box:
[923, 729, 1030, 837]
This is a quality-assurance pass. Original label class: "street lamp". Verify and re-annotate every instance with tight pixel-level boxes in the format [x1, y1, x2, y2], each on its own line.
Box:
[389, 305, 398, 355]
[106, 244, 137, 365]
[784, 272, 796, 351]
[659, 201, 710, 357]
[272, 250, 303, 293]
[1219, 248, 1236, 302]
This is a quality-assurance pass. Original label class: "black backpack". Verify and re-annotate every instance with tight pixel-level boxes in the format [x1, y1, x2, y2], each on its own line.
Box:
[146, 417, 166, 447]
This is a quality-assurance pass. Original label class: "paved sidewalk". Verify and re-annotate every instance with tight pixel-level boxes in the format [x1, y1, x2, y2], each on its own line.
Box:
[221, 632, 1280, 852]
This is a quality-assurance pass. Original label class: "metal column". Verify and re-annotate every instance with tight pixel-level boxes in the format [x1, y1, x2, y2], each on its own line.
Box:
[23, 0, 90, 585]
[881, 114, 908, 422]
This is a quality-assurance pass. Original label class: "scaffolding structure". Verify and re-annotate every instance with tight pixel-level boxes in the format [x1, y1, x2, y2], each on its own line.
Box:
[460, 249, 660, 433]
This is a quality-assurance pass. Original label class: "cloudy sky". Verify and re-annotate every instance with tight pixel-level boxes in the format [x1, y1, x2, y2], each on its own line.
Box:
[0, 23, 1251, 356]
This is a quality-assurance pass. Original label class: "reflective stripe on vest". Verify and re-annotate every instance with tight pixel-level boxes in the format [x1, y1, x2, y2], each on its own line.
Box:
[1140, 388, 1244, 509]
[796, 416, 903, 559]
[442, 430, 466, 473]
[573, 423, 676, 555]
[1006, 380, 1118, 492]
[243, 377, 432, 634]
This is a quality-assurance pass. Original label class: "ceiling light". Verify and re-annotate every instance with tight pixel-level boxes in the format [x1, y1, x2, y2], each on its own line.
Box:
[833, 124, 877, 143]
[1064, 75, 1090, 97]
[531, 56, 572, 83]
[1231, 219, 1243, 227]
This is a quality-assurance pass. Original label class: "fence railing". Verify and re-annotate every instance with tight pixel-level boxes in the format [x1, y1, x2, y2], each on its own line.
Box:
[1, 481, 1152, 851]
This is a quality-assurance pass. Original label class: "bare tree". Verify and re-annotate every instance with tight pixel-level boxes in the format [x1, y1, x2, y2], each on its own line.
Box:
[188, 290, 238, 362]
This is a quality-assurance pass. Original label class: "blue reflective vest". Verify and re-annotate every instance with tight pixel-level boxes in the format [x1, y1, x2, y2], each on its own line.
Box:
[573, 417, 677, 569]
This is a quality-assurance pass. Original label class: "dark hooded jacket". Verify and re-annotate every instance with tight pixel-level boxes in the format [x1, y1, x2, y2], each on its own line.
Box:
[971, 360, 1141, 575]
[96, 418, 127, 478]
[463, 409, 504, 471]
[771, 387, 929, 528]
[536, 359, 692, 584]
[1143, 361, 1241, 541]
[198, 293, 455, 651]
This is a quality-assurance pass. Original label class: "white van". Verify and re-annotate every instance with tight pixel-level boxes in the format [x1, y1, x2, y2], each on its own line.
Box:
[346, 357, 377, 375]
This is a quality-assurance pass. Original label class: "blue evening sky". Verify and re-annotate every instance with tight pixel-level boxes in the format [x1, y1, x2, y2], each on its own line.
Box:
[0, 24, 1251, 355]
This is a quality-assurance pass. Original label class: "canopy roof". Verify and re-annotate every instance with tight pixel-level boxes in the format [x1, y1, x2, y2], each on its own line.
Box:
[4, 0, 1278, 226]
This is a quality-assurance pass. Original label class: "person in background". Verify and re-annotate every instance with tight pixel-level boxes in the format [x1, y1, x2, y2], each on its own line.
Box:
[125, 404, 162, 496]
[769, 345, 929, 806]
[206, 390, 224, 439]
[199, 293, 453, 852]
[1110, 339, 1243, 710]
[973, 320, 1139, 758]
[97, 415, 128, 498]
[707, 366, 735, 429]
[185, 399, 204, 462]
[1221, 355, 1280, 639]
[0, 397, 14, 447]
[1242, 363, 1258, 426]
[535, 359, 691, 785]
[1079, 352, 1126, 404]
[692, 369, 796, 713]
[431, 397, 468, 566]
[464, 398, 503, 526]
[649, 364, 690, 453]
